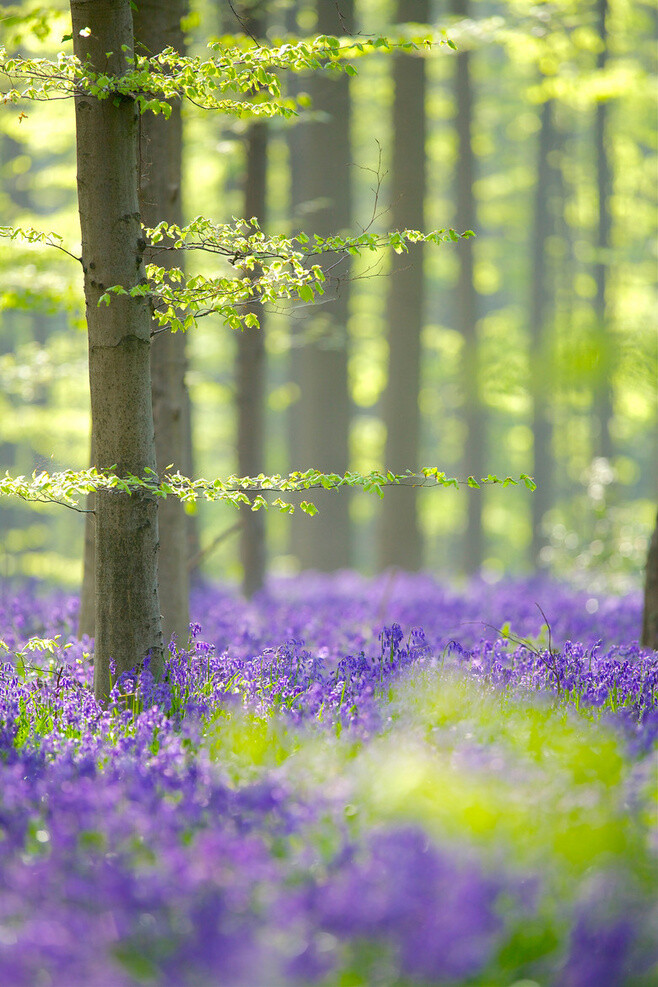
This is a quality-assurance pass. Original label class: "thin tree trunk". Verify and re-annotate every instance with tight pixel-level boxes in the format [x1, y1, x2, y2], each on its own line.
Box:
[71, 0, 163, 703]
[452, 0, 482, 574]
[237, 3, 267, 598]
[181, 383, 201, 577]
[530, 98, 557, 566]
[642, 509, 658, 650]
[288, 0, 352, 571]
[133, 0, 190, 647]
[379, 0, 428, 572]
[594, 0, 614, 461]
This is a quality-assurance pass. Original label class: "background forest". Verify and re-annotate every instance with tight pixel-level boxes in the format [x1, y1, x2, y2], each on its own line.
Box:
[0, 5, 657, 984]
[1, 0, 656, 597]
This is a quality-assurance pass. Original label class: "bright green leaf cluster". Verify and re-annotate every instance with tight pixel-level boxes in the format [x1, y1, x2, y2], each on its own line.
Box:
[1, 34, 443, 119]
[105, 217, 471, 333]
[0, 467, 535, 515]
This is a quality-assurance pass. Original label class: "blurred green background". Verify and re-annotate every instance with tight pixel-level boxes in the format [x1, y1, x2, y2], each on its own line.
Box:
[0, 0, 656, 593]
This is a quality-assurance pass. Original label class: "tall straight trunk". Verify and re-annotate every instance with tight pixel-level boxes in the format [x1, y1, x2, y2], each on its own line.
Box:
[288, 0, 352, 571]
[530, 98, 557, 566]
[452, 0, 482, 574]
[594, 0, 614, 461]
[133, 0, 190, 647]
[642, 509, 658, 650]
[237, 4, 268, 598]
[71, 0, 163, 703]
[379, 0, 428, 571]
[77, 431, 95, 638]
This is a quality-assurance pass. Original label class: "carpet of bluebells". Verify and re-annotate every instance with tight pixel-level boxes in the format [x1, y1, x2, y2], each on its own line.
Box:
[1, 572, 657, 986]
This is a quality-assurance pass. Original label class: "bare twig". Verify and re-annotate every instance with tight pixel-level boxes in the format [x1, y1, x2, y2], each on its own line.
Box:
[187, 519, 242, 570]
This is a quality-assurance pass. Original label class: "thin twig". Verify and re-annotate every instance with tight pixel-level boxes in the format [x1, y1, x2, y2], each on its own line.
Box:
[225, 1, 261, 46]
[187, 519, 242, 571]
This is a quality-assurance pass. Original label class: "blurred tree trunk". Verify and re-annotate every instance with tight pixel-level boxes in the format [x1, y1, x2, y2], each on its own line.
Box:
[452, 0, 483, 574]
[288, 0, 352, 571]
[593, 0, 614, 461]
[379, 0, 428, 572]
[530, 98, 557, 567]
[71, 0, 163, 703]
[237, 2, 268, 597]
[642, 509, 658, 649]
[133, 0, 190, 648]
[77, 431, 95, 638]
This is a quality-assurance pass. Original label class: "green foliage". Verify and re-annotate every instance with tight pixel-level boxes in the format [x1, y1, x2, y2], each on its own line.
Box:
[0, 33, 442, 119]
[0, 466, 535, 515]
[122, 218, 471, 333]
[2, 217, 474, 335]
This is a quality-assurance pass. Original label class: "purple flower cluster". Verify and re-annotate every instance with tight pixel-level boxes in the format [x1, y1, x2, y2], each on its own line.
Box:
[0, 574, 656, 986]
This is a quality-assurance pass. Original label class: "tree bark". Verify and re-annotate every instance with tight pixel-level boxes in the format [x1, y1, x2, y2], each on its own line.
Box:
[133, 0, 190, 647]
[288, 0, 352, 572]
[379, 0, 428, 571]
[71, 0, 163, 703]
[452, 0, 483, 574]
[642, 509, 658, 650]
[236, 3, 267, 598]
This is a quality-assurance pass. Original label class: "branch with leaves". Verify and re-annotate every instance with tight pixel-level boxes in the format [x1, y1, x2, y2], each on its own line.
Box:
[1, 218, 474, 334]
[0, 33, 447, 118]
[0, 467, 536, 517]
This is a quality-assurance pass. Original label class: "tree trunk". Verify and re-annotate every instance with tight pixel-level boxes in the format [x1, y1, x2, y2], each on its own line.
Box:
[133, 0, 190, 647]
[379, 0, 428, 571]
[452, 0, 483, 574]
[288, 0, 352, 572]
[642, 509, 658, 650]
[71, 0, 163, 703]
[77, 429, 95, 638]
[593, 0, 614, 461]
[530, 98, 557, 566]
[237, 3, 268, 598]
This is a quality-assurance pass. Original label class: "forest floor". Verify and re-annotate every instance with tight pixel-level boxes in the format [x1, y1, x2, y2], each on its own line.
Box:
[0, 573, 656, 986]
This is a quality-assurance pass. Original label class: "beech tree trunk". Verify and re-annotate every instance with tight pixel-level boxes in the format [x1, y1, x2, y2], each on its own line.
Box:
[71, 0, 163, 703]
[642, 509, 658, 650]
[237, 2, 267, 598]
[133, 0, 190, 646]
[379, 0, 428, 571]
[77, 431, 95, 639]
[594, 0, 614, 461]
[452, 0, 483, 574]
[288, 0, 352, 571]
[530, 98, 557, 566]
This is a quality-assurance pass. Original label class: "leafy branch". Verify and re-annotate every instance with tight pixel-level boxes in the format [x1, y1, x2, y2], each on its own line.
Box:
[0, 34, 444, 119]
[0, 467, 536, 516]
[2, 219, 474, 334]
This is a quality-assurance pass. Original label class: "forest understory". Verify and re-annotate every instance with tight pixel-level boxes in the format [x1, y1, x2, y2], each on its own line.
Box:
[1, 573, 656, 987]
